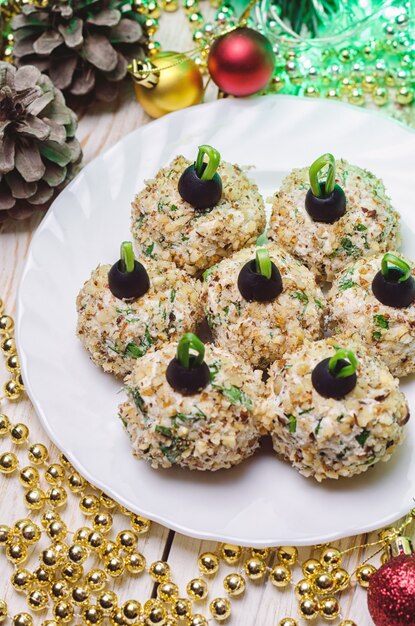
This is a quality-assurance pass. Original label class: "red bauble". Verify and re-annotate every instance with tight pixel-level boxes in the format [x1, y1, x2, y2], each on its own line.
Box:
[207, 27, 275, 97]
[367, 555, 415, 626]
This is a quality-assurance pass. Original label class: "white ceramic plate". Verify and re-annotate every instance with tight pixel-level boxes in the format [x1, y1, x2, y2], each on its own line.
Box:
[17, 95, 415, 547]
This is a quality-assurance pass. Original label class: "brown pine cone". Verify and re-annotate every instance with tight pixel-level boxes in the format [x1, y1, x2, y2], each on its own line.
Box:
[12, 0, 148, 103]
[0, 62, 82, 221]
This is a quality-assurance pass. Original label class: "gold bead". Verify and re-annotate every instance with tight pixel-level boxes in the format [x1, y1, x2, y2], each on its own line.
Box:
[373, 87, 389, 106]
[50, 580, 70, 600]
[278, 620, 298, 626]
[149, 560, 170, 582]
[147, 41, 162, 56]
[189, 616, 208, 626]
[88, 531, 105, 551]
[209, 597, 231, 622]
[82, 606, 104, 625]
[33, 566, 53, 587]
[46, 486, 67, 508]
[28, 443, 48, 465]
[71, 585, 90, 606]
[19, 466, 39, 488]
[99, 540, 118, 560]
[269, 563, 291, 588]
[28, 588, 48, 611]
[220, 543, 242, 564]
[299, 597, 320, 620]
[125, 552, 146, 574]
[2, 336, 16, 356]
[99, 492, 117, 509]
[105, 555, 125, 578]
[10, 423, 29, 444]
[319, 596, 340, 620]
[356, 564, 376, 588]
[67, 472, 86, 493]
[0, 600, 7, 623]
[339, 622, 357, 626]
[40, 548, 59, 568]
[21, 522, 41, 544]
[396, 86, 413, 105]
[12, 614, 33, 626]
[92, 512, 113, 531]
[61, 562, 83, 583]
[320, 547, 342, 568]
[132, 0, 148, 12]
[223, 573, 245, 596]
[6, 541, 28, 564]
[0, 414, 10, 436]
[302, 559, 322, 578]
[15, 373, 24, 388]
[144, 599, 166, 625]
[130, 514, 151, 534]
[157, 581, 179, 602]
[162, 0, 178, 10]
[53, 601, 74, 623]
[122, 600, 141, 621]
[45, 464, 65, 484]
[199, 552, 220, 575]
[171, 598, 192, 620]
[312, 571, 335, 594]
[11, 569, 32, 592]
[86, 569, 107, 591]
[41, 621, 60, 626]
[0, 524, 12, 546]
[74, 527, 91, 544]
[144, 17, 159, 34]
[41, 510, 59, 527]
[244, 557, 266, 580]
[116, 530, 137, 552]
[348, 87, 365, 106]
[47, 520, 67, 542]
[97, 591, 118, 612]
[14, 518, 31, 532]
[295, 579, 313, 599]
[379, 527, 397, 542]
[183, 0, 198, 12]
[6, 355, 19, 372]
[0, 452, 18, 474]
[110, 609, 128, 626]
[187, 578, 208, 600]
[68, 543, 88, 564]
[251, 548, 270, 560]
[333, 568, 350, 590]
[80, 495, 100, 516]
[0, 315, 14, 334]
[59, 454, 72, 468]
[147, 0, 161, 17]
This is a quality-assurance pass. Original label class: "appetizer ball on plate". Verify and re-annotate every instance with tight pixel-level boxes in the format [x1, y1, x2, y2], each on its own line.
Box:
[203, 243, 325, 368]
[118, 334, 264, 470]
[76, 242, 203, 378]
[327, 252, 415, 377]
[131, 145, 266, 276]
[268, 153, 400, 282]
[263, 337, 409, 481]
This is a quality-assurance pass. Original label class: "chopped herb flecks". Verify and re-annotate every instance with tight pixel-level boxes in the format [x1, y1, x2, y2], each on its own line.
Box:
[286, 414, 297, 433]
[356, 428, 370, 446]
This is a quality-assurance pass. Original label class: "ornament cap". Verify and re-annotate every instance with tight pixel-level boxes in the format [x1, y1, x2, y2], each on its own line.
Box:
[388, 536, 414, 559]
[129, 59, 160, 89]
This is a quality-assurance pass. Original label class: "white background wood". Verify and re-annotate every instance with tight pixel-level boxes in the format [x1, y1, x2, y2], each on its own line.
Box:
[0, 12, 413, 625]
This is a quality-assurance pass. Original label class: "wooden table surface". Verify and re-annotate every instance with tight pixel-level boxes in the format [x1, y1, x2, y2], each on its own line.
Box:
[1, 12, 412, 626]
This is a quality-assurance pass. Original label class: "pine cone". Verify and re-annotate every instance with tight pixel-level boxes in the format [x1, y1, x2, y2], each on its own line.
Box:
[0, 62, 82, 222]
[12, 0, 148, 103]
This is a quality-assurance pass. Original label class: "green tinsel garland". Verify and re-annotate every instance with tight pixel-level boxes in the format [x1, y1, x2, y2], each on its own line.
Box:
[276, 0, 341, 36]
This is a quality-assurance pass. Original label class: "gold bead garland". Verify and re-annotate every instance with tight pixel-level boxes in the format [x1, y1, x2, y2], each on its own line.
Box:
[0, 296, 415, 624]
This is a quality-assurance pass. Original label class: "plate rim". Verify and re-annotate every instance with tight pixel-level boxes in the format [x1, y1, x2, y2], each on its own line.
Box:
[15, 94, 415, 546]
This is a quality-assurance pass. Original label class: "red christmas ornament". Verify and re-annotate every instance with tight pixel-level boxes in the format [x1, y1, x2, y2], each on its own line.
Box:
[367, 555, 415, 626]
[207, 27, 275, 97]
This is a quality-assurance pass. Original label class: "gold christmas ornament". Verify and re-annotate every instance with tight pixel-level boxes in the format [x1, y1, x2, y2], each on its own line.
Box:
[0, 600, 7, 623]
[244, 556, 266, 580]
[269, 563, 291, 588]
[187, 578, 208, 600]
[356, 563, 377, 587]
[198, 552, 220, 575]
[319, 596, 340, 621]
[223, 573, 245, 596]
[157, 581, 179, 602]
[220, 543, 242, 564]
[277, 546, 298, 566]
[209, 597, 231, 622]
[131, 51, 204, 118]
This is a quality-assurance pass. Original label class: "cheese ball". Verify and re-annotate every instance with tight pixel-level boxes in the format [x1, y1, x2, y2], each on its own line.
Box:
[76, 260, 203, 378]
[327, 253, 415, 377]
[203, 243, 325, 368]
[262, 337, 409, 481]
[119, 342, 264, 471]
[268, 159, 400, 282]
[131, 155, 266, 276]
